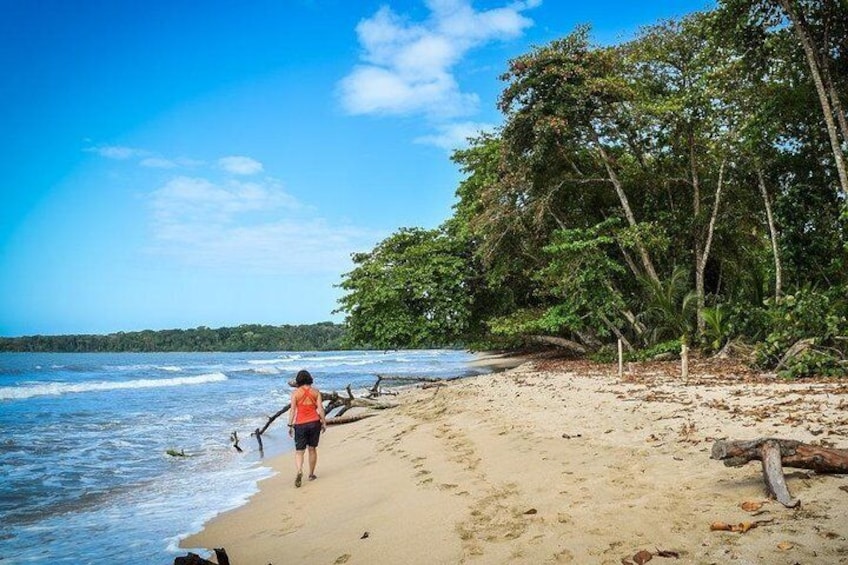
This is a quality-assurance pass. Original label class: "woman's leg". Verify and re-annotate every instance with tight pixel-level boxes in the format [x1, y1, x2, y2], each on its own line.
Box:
[307, 446, 318, 478]
[294, 449, 305, 486]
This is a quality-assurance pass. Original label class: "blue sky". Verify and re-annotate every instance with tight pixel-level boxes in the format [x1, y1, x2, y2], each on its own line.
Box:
[0, 0, 712, 337]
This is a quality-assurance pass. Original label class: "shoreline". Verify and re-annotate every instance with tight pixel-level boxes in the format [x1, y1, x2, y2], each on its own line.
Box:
[180, 358, 848, 564]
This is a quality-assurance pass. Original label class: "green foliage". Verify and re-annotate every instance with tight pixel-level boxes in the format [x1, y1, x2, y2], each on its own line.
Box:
[701, 306, 731, 352]
[777, 348, 846, 380]
[754, 288, 848, 374]
[333, 3, 848, 367]
[335, 227, 473, 349]
[0, 323, 346, 353]
[589, 338, 683, 363]
[538, 219, 629, 337]
[638, 267, 698, 345]
[631, 338, 683, 361]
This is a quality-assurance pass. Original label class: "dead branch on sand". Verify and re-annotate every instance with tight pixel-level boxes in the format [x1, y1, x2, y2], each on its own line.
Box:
[711, 437, 848, 507]
[249, 374, 432, 451]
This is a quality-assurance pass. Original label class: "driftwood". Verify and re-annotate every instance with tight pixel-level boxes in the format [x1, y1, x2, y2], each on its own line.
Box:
[327, 413, 376, 425]
[376, 374, 448, 383]
[174, 548, 229, 565]
[250, 376, 400, 451]
[229, 431, 242, 453]
[711, 438, 848, 507]
[530, 335, 587, 354]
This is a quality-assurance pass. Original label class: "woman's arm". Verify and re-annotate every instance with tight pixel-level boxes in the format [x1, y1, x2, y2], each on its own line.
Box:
[316, 391, 327, 431]
[287, 390, 298, 435]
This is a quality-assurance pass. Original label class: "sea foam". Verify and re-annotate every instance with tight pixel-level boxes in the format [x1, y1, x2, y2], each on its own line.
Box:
[0, 372, 228, 400]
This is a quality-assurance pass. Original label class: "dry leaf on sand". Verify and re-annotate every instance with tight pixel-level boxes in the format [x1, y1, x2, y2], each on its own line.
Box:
[740, 500, 763, 512]
[710, 519, 773, 533]
[633, 549, 653, 564]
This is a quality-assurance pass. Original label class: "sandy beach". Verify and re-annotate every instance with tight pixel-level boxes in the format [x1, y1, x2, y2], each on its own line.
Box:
[181, 357, 848, 564]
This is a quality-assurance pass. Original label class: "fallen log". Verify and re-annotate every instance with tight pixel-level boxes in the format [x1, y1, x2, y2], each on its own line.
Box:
[323, 390, 397, 410]
[711, 438, 848, 507]
[376, 374, 447, 383]
[252, 377, 398, 450]
[529, 335, 587, 355]
[327, 413, 376, 425]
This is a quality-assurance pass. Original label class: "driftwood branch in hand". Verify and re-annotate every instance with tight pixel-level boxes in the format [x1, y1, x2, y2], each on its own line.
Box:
[711, 437, 848, 507]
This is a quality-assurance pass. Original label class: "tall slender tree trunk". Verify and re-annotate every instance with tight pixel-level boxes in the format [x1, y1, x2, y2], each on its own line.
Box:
[757, 168, 783, 299]
[822, 56, 848, 148]
[593, 136, 661, 285]
[696, 161, 726, 335]
[691, 137, 704, 334]
[776, 0, 848, 198]
[820, 9, 848, 147]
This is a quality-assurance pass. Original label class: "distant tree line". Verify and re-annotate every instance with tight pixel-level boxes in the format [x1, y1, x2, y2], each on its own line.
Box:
[0, 323, 346, 352]
[336, 1, 848, 378]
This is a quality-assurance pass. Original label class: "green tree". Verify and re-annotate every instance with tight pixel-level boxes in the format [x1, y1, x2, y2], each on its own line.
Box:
[335, 227, 473, 349]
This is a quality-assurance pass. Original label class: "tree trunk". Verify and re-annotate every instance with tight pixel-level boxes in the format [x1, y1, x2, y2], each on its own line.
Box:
[692, 136, 704, 335]
[593, 135, 661, 285]
[695, 160, 725, 335]
[530, 335, 587, 354]
[823, 62, 848, 149]
[777, 0, 848, 198]
[757, 168, 783, 299]
[598, 312, 634, 351]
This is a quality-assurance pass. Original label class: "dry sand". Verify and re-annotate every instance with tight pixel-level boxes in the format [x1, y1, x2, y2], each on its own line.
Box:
[181, 358, 848, 564]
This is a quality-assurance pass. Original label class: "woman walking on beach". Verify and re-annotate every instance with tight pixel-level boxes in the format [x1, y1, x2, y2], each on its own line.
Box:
[287, 370, 327, 488]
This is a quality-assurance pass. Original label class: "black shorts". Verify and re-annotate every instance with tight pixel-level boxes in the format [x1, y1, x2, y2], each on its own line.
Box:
[293, 420, 322, 450]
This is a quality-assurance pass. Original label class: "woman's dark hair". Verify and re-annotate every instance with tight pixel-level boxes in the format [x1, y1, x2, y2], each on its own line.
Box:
[295, 369, 313, 386]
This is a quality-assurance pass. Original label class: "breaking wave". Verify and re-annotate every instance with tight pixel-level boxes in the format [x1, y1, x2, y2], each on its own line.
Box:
[0, 372, 228, 400]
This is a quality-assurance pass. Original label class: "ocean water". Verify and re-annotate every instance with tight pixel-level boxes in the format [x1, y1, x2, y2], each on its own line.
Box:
[0, 350, 489, 564]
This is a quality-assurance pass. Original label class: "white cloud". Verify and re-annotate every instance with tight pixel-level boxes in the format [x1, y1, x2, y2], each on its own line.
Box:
[140, 157, 179, 169]
[218, 156, 264, 175]
[88, 145, 149, 160]
[338, 0, 537, 118]
[415, 120, 495, 150]
[88, 144, 205, 170]
[148, 176, 380, 274]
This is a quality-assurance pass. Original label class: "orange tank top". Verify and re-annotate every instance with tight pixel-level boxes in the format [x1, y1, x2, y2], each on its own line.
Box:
[293, 386, 320, 424]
